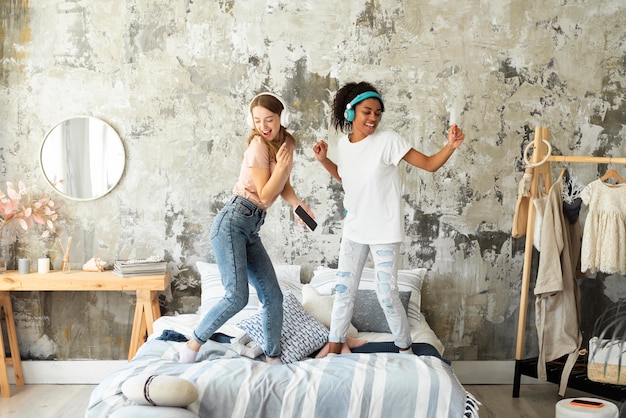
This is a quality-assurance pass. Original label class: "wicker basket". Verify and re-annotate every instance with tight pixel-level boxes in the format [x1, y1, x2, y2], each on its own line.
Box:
[588, 337, 626, 385]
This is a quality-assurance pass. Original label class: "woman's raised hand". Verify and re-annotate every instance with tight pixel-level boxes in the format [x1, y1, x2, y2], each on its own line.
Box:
[276, 142, 293, 168]
[312, 140, 329, 161]
[447, 124, 465, 149]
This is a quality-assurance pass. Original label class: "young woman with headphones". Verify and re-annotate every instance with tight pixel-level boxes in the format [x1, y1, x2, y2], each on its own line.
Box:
[179, 92, 315, 364]
[312, 81, 465, 355]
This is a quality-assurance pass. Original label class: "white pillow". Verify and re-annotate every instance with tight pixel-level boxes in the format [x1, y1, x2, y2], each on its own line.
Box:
[121, 375, 199, 407]
[309, 267, 426, 326]
[197, 262, 302, 324]
[237, 290, 329, 363]
[301, 284, 358, 337]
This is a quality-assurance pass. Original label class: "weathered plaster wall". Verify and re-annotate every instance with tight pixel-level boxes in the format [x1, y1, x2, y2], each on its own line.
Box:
[1, 0, 625, 361]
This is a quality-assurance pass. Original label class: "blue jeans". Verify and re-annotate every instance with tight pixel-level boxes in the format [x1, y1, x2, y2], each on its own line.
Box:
[192, 195, 283, 358]
[329, 239, 411, 349]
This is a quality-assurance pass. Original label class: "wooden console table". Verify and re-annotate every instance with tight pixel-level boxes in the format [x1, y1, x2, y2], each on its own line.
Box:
[0, 269, 170, 398]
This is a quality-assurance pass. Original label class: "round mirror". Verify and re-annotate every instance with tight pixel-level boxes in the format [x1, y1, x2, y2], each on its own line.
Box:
[40, 116, 125, 201]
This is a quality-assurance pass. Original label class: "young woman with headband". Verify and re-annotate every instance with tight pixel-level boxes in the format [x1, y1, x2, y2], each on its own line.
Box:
[313, 81, 465, 355]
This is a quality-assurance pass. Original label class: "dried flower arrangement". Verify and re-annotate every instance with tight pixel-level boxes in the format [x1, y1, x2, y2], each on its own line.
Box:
[0, 181, 59, 239]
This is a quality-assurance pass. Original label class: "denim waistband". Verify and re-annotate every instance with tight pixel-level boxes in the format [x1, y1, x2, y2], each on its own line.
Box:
[229, 195, 266, 216]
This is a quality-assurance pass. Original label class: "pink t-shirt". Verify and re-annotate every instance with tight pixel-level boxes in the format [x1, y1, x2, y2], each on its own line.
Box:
[232, 136, 290, 210]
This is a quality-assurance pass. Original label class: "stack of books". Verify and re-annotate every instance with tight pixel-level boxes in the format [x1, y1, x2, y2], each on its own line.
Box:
[113, 257, 167, 277]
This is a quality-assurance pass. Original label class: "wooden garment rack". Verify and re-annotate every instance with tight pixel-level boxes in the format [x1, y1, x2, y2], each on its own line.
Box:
[512, 126, 626, 399]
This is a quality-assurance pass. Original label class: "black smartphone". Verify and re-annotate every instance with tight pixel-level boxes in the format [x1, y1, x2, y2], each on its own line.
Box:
[295, 205, 317, 231]
[569, 399, 604, 408]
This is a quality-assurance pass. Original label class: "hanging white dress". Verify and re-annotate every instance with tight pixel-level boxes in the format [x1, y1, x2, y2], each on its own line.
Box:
[580, 179, 626, 275]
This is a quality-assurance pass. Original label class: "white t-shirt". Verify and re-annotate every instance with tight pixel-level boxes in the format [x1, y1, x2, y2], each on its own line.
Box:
[337, 130, 412, 244]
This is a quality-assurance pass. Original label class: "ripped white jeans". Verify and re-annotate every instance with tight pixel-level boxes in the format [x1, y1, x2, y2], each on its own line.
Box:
[329, 238, 412, 349]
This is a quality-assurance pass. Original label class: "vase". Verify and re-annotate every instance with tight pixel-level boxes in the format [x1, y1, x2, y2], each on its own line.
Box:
[0, 243, 7, 274]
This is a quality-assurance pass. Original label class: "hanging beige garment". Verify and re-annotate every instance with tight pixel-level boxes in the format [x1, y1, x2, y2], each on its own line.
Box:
[534, 177, 582, 396]
[512, 167, 533, 238]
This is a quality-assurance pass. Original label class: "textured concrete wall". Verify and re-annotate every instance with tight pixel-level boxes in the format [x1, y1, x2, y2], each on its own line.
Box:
[1, 0, 625, 361]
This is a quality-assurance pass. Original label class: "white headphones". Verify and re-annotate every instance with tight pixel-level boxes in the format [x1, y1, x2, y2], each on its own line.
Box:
[246, 92, 292, 128]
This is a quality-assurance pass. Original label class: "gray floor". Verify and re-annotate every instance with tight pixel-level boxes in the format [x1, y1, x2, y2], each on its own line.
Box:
[467, 384, 622, 418]
[2, 384, 96, 418]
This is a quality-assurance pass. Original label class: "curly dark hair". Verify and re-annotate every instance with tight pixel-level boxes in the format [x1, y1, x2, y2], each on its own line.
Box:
[331, 81, 385, 133]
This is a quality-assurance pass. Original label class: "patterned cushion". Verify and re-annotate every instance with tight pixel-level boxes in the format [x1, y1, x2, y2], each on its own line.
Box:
[237, 290, 329, 363]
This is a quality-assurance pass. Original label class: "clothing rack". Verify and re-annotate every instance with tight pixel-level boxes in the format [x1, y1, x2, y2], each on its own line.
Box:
[512, 126, 626, 399]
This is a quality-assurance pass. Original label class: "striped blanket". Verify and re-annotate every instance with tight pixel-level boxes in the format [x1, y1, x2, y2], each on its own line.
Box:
[86, 339, 479, 418]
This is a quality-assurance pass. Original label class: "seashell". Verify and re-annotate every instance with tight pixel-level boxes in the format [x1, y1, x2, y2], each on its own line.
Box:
[83, 257, 106, 272]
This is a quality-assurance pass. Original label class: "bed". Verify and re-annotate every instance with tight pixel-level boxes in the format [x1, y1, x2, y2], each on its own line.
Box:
[86, 263, 480, 418]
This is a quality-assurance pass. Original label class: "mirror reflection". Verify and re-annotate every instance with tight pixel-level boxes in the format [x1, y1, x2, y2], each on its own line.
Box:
[40, 116, 125, 201]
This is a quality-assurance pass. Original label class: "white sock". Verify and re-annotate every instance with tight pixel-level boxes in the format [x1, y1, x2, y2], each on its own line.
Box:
[399, 347, 413, 355]
[178, 342, 199, 363]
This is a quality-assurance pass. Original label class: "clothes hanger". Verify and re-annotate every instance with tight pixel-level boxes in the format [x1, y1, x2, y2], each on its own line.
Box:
[561, 166, 576, 201]
[600, 163, 626, 184]
[560, 166, 570, 190]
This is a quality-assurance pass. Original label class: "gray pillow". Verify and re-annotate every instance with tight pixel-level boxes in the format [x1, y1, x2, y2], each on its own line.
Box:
[351, 289, 412, 333]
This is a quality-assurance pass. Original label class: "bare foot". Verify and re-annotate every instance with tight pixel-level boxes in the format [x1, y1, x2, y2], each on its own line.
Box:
[316, 336, 368, 358]
[399, 346, 414, 355]
[266, 356, 283, 365]
[345, 336, 367, 349]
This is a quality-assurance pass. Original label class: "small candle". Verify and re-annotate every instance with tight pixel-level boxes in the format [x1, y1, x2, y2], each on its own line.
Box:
[18, 258, 30, 274]
[38, 258, 50, 274]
